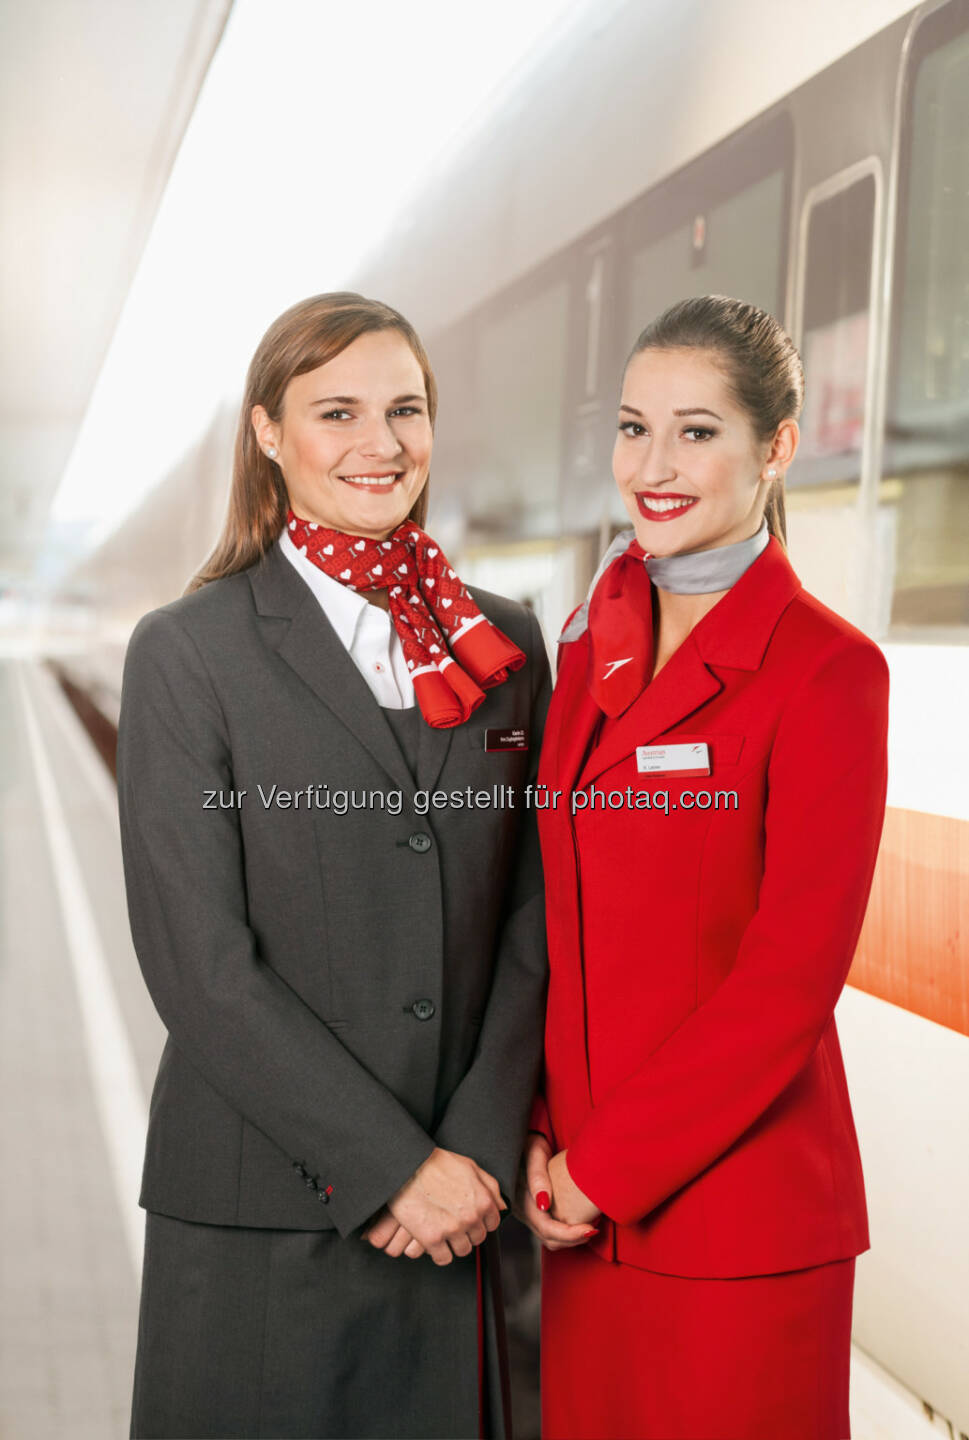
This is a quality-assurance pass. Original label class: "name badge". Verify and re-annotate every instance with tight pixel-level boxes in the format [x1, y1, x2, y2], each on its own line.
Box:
[636, 742, 710, 778]
[485, 727, 528, 752]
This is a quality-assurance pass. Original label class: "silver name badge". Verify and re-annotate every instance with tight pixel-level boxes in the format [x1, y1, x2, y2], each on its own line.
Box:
[636, 742, 710, 778]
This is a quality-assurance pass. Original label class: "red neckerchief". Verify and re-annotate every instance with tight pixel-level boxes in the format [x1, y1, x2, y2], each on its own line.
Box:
[586, 536, 654, 716]
[287, 510, 526, 728]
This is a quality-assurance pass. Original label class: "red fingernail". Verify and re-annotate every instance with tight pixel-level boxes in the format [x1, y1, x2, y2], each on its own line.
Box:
[536, 1191, 551, 1212]
[584, 1228, 599, 1238]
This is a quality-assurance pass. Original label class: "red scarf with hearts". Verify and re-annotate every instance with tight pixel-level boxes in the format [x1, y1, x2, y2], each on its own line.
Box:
[287, 509, 526, 728]
[586, 536, 654, 716]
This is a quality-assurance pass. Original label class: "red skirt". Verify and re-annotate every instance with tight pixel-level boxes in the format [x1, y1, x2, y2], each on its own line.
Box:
[541, 1245, 854, 1440]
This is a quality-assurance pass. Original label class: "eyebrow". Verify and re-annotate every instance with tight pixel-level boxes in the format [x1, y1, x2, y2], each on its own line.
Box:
[311, 393, 426, 407]
[619, 404, 724, 420]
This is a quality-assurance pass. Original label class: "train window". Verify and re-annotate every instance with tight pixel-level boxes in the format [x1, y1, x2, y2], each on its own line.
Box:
[469, 279, 570, 539]
[791, 174, 875, 492]
[885, 2, 969, 631]
[624, 169, 786, 354]
[605, 112, 793, 528]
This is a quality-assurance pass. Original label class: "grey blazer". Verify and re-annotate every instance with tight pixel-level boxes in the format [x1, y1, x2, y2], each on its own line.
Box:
[116, 539, 551, 1239]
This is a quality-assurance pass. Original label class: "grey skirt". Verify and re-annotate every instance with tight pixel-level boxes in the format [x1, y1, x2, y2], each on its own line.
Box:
[130, 1210, 511, 1440]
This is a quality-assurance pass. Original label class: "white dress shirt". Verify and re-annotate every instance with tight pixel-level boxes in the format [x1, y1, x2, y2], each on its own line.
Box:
[278, 529, 416, 709]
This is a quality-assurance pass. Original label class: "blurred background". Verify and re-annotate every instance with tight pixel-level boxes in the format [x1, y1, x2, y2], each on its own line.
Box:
[1, 0, 967, 1436]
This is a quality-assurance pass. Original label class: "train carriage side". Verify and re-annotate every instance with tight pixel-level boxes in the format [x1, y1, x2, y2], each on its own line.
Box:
[427, 4, 969, 1429]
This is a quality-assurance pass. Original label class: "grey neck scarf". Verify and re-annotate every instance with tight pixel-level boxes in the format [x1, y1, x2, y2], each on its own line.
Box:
[644, 519, 769, 594]
[559, 519, 770, 643]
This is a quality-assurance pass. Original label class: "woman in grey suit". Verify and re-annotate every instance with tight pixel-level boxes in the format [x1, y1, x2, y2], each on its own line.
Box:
[116, 292, 563, 1439]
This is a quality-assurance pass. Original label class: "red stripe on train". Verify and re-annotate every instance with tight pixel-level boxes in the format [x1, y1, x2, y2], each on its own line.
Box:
[849, 806, 969, 1038]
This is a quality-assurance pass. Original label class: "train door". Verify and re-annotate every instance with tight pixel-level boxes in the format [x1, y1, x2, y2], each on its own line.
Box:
[882, 0, 969, 635]
[790, 161, 882, 632]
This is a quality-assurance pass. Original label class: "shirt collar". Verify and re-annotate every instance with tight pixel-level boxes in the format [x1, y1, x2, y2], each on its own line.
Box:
[277, 527, 377, 651]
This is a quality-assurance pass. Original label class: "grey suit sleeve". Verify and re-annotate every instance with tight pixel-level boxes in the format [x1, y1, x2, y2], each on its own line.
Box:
[116, 609, 434, 1238]
[433, 607, 551, 1200]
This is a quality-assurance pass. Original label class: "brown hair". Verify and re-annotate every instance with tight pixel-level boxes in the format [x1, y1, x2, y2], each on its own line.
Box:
[626, 295, 804, 545]
[187, 292, 438, 592]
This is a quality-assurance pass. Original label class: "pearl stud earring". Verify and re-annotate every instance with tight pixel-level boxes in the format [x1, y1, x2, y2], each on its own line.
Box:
[266, 447, 278, 459]
[767, 467, 777, 479]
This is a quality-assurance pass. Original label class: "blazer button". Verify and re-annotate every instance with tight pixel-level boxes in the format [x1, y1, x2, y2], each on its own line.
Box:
[408, 832, 432, 853]
[412, 998, 436, 1021]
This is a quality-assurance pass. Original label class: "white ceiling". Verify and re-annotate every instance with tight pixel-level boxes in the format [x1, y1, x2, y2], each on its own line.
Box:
[0, 0, 230, 588]
[38, 0, 594, 587]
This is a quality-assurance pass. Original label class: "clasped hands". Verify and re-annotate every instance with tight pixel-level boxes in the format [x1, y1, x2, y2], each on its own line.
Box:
[363, 1146, 506, 1267]
[514, 1134, 601, 1250]
[363, 1137, 601, 1266]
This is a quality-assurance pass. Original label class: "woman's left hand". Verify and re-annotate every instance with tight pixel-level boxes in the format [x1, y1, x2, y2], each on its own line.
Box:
[547, 1150, 601, 1226]
[362, 1207, 426, 1258]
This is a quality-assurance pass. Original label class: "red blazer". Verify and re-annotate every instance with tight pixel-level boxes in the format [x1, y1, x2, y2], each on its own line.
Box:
[532, 538, 889, 1278]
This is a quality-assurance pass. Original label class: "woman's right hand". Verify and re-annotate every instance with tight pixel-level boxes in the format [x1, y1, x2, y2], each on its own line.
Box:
[381, 1147, 506, 1266]
[515, 1133, 598, 1250]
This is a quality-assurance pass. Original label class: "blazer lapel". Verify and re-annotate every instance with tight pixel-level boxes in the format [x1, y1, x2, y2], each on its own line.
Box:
[543, 633, 607, 799]
[577, 637, 722, 790]
[248, 542, 416, 794]
[415, 715, 453, 795]
[573, 537, 802, 791]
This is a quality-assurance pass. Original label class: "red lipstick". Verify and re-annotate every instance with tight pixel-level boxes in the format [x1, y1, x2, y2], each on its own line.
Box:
[635, 490, 699, 522]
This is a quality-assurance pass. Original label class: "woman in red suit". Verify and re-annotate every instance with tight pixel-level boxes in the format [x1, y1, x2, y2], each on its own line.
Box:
[517, 295, 889, 1440]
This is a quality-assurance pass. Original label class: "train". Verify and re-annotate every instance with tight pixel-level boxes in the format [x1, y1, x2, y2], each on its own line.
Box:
[49, 0, 969, 1431]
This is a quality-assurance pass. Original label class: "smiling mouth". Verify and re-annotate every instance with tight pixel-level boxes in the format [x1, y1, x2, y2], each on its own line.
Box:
[636, 491, 699, 520]
[339, 472, 404, 492]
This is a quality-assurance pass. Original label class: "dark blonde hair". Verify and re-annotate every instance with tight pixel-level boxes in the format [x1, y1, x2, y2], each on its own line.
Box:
[627, 295, 804, 545]
[187, 292, 437, 592]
